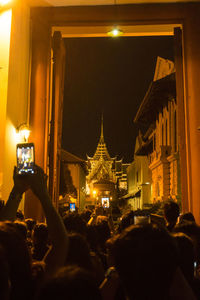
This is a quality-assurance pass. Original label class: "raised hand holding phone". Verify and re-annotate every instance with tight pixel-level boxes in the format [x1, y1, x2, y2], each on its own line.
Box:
[1, 163, 69, 277]
[13, 166, 30, 195]
[27, 165, 48, 198]
[0, 166, 30, 221]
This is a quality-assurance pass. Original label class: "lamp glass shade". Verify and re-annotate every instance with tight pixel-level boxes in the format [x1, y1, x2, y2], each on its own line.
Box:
[107, 28, 124, 37]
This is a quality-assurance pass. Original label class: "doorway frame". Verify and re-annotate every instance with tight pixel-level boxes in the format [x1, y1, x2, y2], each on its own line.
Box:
[27, 3, 200, 221]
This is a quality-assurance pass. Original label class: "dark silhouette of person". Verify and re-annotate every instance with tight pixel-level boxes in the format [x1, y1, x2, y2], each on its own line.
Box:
[108, 223, 179, 300]
[163, 200, 180, 232]
[37, 265, 102, 300]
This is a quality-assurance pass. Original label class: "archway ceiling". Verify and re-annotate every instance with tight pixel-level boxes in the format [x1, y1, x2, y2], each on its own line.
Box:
[53, 24, 178, 37]
[28, 0, 188, 37]
[30, 0, 200, 6]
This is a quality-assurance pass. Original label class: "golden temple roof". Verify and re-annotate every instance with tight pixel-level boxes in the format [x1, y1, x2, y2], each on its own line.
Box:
[92, 115, 113, 161]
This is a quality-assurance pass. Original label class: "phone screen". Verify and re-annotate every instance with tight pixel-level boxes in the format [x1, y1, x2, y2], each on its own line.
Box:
[69, 203, 76, 212]
[102, 197, 110, 208]
[17, 143, 35, 174]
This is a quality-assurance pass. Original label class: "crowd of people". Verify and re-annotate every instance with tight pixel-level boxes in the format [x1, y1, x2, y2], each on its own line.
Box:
[0, 165, 200, 300]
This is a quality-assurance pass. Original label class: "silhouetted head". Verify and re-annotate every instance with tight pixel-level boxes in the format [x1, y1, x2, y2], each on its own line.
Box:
[37, 265, 102, 300]
[0, 246, 10, 300]
[179, 212, 196, 224]
[80, 209, 92, 223]
[63, 212, 87, 237]
[0, 221, 33, 300]
[25, 218, 36, 232]
[109, 223, 178, 300]
[95, 219, 111, 251]
[86, 224, 98, 252]
[163, 201, 180, 230]
[118, 210, 134, 233]
[172, 232, 195, 284]
[174, 222, 200, 263]
[14, 221, 27, 240]
[66, 233, 93, 271]
[16, 210, 24, 221]
[33, 223, 48, 246]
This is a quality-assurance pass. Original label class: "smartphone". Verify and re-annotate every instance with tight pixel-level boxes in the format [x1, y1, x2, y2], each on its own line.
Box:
[69, 203, 76, 212]
[16, 143, 35, 174]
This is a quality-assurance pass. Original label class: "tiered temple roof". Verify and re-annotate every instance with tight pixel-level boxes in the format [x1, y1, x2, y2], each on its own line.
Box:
[87, 116, 116, 183]
[87, 116, 114, 162]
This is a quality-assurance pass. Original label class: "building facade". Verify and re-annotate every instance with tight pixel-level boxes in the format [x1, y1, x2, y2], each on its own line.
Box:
[135, 57, 181, 203]
[60, 149, 87, 210]
[125, 134, 151, 210]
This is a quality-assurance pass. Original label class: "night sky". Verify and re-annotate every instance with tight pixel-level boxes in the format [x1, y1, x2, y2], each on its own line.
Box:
[62, 36, 174, 163]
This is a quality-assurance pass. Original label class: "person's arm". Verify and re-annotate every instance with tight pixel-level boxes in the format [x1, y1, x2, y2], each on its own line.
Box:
[28, 166, 69, 277]
[1, 165, 69, 276]
[99, 267, 120, 300]
[88, 213, 97, 225]
[0, 167, 29, 221]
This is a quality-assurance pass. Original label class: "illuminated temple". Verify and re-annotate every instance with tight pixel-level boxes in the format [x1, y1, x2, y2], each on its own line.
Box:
[86, 117, 129, 207]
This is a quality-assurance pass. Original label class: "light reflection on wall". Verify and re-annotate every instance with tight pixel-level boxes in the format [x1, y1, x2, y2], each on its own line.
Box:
[0, 8, 12, 200]
[0, 0, 11, 6]
[7, 120, 18, 145]
[0, 9, 12, 37]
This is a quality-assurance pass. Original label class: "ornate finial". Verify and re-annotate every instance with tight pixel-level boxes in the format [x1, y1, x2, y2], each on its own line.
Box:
[100, 114, 104, 142]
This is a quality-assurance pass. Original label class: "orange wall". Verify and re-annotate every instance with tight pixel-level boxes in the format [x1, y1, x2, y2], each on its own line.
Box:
[0, 9, 12, 199]
[183, 12, 200, 220]
[1, 2, 31, 208]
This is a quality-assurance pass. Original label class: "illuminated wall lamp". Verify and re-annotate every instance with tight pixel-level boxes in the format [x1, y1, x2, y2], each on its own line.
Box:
[17, 124, 30, 143]
[107, 0, 124, 37]
[0, 0, 13, 12]
[107, 27, 124, 37]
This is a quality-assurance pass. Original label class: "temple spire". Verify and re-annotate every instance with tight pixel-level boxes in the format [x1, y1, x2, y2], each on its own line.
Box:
[100, 114, 104, 142]
[91, 114, 111, 161]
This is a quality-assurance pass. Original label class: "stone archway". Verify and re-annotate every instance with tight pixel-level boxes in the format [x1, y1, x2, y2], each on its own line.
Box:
[27, 3, 200, 222]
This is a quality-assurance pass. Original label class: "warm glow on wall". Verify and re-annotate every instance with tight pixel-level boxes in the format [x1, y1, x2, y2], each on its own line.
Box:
[0, 9, 12, 41]
[6, 121, 19, 146]
[0, 9, 12, 182]
[0, 0, 11, 6]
